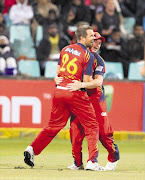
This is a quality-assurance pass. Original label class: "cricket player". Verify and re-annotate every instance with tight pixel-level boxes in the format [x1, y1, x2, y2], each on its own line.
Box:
[65, 32, 120, 170]
[24, 25, 105, 171]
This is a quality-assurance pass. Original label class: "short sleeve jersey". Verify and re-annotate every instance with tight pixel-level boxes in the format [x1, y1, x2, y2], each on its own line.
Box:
[58, 43, 94, 87]
[87, 53, 106, 102]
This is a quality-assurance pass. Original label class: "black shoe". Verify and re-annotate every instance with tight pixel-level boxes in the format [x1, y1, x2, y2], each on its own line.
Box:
[24, 146, 34, 167]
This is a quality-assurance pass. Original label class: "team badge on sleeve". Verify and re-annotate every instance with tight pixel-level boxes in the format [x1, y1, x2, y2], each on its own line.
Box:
[95, 66, 103, 72]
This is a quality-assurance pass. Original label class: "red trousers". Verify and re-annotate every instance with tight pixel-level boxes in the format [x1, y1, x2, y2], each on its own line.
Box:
[31, 88, 99, 162]
[70, 97, 120, 166]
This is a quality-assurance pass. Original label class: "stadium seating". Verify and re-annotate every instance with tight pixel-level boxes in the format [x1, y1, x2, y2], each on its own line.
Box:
[10, 25, 36, 59]
[44, 61, 58, 78]
[104, 62, 124, 80]
[12, 39, 36, 59]
[128, 61, 145, 80]
[123, 17, 135, 34]
[18, 60, 40, 77]
[10, 25, 33, 43]
[5, 15, 12, 27]
[35, 25, 43, 47]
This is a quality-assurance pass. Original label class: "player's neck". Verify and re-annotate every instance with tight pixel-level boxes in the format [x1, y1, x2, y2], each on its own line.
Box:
[77, 40, 86, 47]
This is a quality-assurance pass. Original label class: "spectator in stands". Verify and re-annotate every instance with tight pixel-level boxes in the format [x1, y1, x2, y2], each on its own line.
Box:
[60, 0, 92, 45]
[2, 0, 16, 23]
[0, 25, 5, 36]
[2, 0, 16, 15]
[119, 0, 136, 17]
[127, 24, 144, 63]
[47, 0, 67, 17]
[47, 8, 59, 25]
[0, 10, 10, 37]
[101, 0, 120, 39]
[33, 0, 59, 26]
[28, 0, 38, 7]
[0, 13, 5, 27]
[84, 0, 92, 6]
[91, 5, 104, 33]
[119, 0, 145, 25]
[60, 0, 92, 25]
[31, 0, 59, 39]
[62, 21, 90, 46]
[135, 0, 145, 25]
[0, 0, 4, 13]
[100, 28, 128, 77]
[121, 0, 136, 16]
[35, 8, 59, 27]
[60, 9, 77, 45]
[0, 35, 17, 75]
[0, 14, 9, 37]
[36, 23, 70, 75]
[9, 0, 34, 25]
[89, 0, 105, 26]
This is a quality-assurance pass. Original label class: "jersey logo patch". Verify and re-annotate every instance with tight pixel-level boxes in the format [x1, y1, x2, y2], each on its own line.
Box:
[65, 48, 81, 56]
[101, 112, 107, 116]
[95, 66, 103, 71]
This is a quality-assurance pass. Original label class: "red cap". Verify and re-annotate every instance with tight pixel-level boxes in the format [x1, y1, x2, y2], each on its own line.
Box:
[94, 32, 105, 42]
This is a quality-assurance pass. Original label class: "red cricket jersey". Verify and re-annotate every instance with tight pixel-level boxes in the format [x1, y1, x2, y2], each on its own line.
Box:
[58, 43, 94, 87]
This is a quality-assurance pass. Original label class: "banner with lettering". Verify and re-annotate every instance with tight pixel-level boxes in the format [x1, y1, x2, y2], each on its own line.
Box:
[0, 79, 144, 131]
[0, 79, 55, 128]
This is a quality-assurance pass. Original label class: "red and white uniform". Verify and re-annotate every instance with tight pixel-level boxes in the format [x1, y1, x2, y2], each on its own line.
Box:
[31, 43, 100, 163]
[70, 52, 120, 166]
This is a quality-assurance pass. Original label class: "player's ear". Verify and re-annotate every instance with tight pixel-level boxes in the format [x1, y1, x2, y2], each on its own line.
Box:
[80, 35, 84, 41]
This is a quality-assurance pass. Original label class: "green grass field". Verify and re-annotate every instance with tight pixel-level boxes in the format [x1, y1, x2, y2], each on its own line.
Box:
[0, 137, 145, 180]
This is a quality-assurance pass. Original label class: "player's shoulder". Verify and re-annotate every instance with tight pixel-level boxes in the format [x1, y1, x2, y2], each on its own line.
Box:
[63, 43, 80, 49]
[61, 44, 71, 51]
[84, 49, 94, 63]
[61, 44, 81, 53]
[87, 49, 94, 57]
[94, 53, 105, 64]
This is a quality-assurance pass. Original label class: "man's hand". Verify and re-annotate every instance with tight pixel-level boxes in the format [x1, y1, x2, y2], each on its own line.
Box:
[54, 76, 63, 85]
[66, 80, 82, 91]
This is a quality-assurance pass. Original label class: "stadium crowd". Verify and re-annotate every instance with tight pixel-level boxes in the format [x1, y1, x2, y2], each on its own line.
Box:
[0, 0, 144, 78]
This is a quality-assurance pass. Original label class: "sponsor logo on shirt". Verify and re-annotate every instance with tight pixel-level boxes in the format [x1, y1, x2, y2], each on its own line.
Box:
[101, 112, 107, 116]
[95, 66, 103, 71]
[65, 48, 81, 56]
